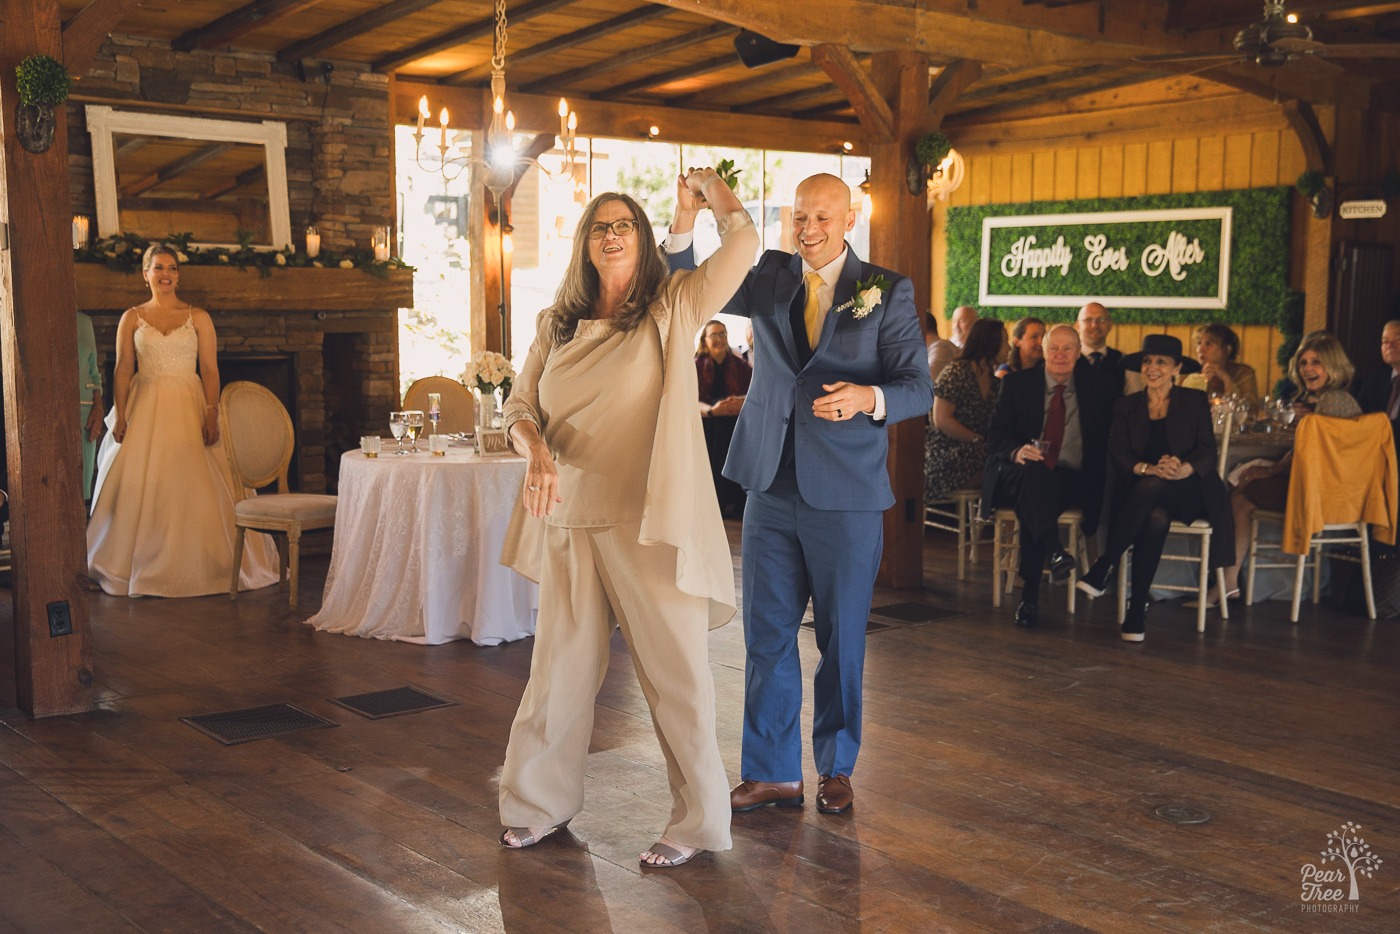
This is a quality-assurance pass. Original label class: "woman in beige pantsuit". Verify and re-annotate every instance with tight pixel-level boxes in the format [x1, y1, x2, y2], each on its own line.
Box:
[498, 168, 757, 868]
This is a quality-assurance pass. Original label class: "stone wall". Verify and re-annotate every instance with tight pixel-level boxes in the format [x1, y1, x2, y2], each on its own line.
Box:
[69, 37, 402, 494]
[68, 34, 393, 254]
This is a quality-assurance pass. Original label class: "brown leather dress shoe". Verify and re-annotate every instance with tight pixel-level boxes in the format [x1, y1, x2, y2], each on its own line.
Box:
[816, 774, 854, 813]
[730, 779, 804, 812]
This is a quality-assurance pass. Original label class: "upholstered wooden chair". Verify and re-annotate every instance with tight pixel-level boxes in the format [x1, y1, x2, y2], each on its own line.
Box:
[220, 381, 337, 609]
[403, 376, 475, 435]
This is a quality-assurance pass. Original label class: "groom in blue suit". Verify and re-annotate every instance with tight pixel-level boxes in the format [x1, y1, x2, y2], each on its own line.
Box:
[669, 173, 932, 813]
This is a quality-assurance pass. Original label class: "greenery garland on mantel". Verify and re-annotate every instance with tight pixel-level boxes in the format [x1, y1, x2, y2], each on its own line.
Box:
[76, 231, 413, 280]
[944, 187, 1290, 326]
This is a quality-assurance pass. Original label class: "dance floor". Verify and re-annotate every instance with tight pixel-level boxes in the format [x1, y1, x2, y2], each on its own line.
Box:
[1, 526, 1396, 932]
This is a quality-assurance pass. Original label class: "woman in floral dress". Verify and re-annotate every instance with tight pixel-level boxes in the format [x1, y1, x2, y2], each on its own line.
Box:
[925, 318, 1007, 502]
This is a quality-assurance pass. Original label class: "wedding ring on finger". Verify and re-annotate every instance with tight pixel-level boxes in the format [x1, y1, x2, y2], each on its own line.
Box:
[837, 408, 843, 418]
[528, 485, 541, 492]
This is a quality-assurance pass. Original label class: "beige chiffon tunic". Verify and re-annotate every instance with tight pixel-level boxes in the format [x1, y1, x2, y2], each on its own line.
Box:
[501, 208, 759, 628]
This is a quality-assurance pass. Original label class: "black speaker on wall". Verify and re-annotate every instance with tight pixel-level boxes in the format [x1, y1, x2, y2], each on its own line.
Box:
[734, 30, 800, 69]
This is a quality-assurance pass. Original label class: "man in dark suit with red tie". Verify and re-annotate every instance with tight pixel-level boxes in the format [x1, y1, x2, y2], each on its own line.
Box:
[982, 325, 1114, 627]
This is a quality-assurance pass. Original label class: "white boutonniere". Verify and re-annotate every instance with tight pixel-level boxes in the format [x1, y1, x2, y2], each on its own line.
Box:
[833, 275, 891, 320]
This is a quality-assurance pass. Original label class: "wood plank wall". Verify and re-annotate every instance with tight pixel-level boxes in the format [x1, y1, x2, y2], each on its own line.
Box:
[932, 129, 1308, 393]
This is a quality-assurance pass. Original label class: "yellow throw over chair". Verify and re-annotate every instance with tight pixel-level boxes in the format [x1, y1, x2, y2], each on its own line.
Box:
[1247, 412, 1398, 621]
[403, 376, 476, 435]
[220, 381, 338, 609]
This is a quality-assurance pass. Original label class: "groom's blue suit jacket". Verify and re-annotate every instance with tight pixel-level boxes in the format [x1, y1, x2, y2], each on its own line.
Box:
[674, 243, 932, 512]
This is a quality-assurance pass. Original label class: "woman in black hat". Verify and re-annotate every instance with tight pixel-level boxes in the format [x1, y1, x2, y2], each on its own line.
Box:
[1075, 334, 1234, 642]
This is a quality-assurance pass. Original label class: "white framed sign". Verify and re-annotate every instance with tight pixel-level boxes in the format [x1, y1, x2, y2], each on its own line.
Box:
[977, 207, 1233, 310]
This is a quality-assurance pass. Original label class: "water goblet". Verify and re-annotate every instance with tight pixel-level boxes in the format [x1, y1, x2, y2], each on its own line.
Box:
[403, 410, 425, 453]
[389, 411, 408, 454]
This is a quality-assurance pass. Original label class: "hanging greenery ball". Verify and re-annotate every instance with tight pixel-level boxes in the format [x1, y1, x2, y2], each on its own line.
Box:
[915, 131, 952, 168]
[1295, 170, 1326, 199]
[15, 54, 72, 107]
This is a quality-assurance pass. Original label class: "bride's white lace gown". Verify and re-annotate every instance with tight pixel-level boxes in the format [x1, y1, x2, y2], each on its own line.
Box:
[87, 313, 280, 597]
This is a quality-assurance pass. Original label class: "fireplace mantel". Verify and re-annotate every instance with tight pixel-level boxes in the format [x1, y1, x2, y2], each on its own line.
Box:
[74, 264, 414, 313]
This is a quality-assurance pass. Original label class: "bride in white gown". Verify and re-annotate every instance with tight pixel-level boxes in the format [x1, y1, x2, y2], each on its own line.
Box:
[87, 244, 279, 597]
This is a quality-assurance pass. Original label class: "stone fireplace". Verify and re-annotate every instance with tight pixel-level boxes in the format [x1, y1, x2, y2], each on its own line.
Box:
[76, 265, 411, 495]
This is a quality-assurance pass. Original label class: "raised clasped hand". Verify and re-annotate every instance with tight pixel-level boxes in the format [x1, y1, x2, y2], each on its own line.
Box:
[681, 167, 718, 201]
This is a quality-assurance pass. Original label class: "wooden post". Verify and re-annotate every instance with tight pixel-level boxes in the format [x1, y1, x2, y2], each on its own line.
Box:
[0, 0, 96, 716]
[869, 51, 931, 589]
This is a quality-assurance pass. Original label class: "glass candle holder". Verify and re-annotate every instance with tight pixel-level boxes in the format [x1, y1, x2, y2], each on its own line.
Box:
[305, 225, 321, 258]
[71, 215, 90, 250]
[428, 434, 448, 456]
[371, 225, 391, 261]
[359, 435, 381, 458]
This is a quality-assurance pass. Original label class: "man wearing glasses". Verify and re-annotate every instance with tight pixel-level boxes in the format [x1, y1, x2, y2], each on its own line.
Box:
[666, 173, 932, 816]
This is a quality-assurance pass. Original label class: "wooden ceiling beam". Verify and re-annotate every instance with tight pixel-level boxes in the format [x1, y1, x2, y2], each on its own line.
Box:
[440, 5, 673, 86]
[1168, 0, 1395, 33]
[944, 90, 1291, 153]
[926, 59, 982, 126]
[595, 48, 741, 99]
[395, 79, 861, 154]
[375, 0, 576, 74]
[204, 164, 266, 200]
[62, 0, 147, 77]
[172, 0, 324, 53]
[1281, 98, 1334, 173]
[811, 44, 895, 143]
[665, 58, 816, 108]
[520, 22, 735, 94]
[646, 0, 1224, 68]
[277, 0, 446, 64]
[950, 69, 1181, 123]
[735, 83, 848, 114]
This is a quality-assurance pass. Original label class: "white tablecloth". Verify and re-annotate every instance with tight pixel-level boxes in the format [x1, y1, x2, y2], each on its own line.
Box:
[306, 448, 537, 645]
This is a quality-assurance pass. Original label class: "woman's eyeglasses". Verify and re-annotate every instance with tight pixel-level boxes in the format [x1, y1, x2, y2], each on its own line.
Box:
[586, 218, 638, 239]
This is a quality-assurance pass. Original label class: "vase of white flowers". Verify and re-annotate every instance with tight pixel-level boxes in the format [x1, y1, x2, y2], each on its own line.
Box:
[460, 351, 515, 430]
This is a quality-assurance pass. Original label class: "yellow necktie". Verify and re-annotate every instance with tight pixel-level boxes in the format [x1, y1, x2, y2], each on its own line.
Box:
[802, 271, 825, 349]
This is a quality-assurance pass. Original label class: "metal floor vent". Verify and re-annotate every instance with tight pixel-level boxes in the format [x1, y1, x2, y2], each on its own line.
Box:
[870, 602, 967, 625]
[181, 703, 338, 745]
[330, 686, 457, 720]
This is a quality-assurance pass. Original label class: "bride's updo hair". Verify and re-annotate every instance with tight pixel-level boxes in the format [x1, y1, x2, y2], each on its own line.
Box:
[141, 243, 181, 273]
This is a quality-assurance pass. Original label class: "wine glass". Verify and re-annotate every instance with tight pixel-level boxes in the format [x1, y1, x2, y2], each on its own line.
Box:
[427, 392, 441, 435]
[389, 411, 408, 454]
[403, 410, 425, 453]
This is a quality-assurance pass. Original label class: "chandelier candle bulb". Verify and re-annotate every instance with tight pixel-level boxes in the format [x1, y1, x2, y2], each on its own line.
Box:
[416, 96, 428, 141]
[438, 108, 448, 151]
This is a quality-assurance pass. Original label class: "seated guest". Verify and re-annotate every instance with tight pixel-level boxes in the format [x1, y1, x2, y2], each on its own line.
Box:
[983, 325, 1114, 628]
[696, 319, 752, 518]
[1195, 323, 1259, 403]
[1215, 332, 1360, 605]
[995, 316, 1045, 379]
[1121, 346, 1202, 395]
[1075, 335, 1233, 642]
[926, 319, 1006, 502]
[929, 304, 977, 384]
[1355, 319, 1400, 448]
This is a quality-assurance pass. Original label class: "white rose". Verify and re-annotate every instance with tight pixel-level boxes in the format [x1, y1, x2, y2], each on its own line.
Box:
[218, 254, 230, 263]
[176, 251, 190, 262]
[274, 253, 286, 266]
[859, 286, 882, 309]
[339, 259, 354, 269]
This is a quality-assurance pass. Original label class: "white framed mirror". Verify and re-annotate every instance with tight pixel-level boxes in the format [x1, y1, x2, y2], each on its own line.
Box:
[86, 105, 292, 250]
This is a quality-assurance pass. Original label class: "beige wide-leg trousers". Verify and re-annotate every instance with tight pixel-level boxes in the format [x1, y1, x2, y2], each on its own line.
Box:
[498, 520, 732, 851]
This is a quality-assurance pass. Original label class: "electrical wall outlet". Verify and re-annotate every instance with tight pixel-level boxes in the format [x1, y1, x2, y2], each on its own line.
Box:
[47, 601, 73, 637]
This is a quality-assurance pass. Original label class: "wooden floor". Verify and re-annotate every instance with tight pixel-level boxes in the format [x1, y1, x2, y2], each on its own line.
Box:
[1, 527, 1397, 933]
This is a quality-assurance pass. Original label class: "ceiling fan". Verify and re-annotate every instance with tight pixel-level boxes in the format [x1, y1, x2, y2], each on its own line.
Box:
[1139, 0, 1400, 70]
